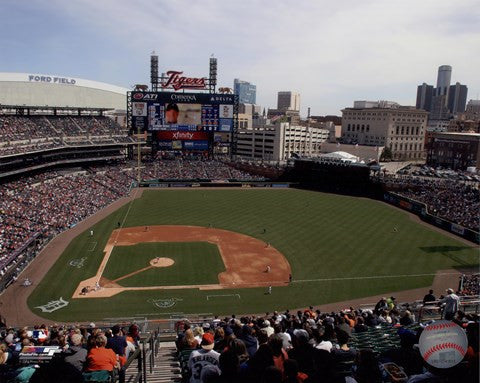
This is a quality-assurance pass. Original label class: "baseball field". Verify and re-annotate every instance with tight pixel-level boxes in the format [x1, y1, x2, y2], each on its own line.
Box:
[25, 188, 478, 322]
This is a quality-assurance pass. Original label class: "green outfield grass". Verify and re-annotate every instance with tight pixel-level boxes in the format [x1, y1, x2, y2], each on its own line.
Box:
[27, 189, 479, 322]
[103, 242, 225, 287]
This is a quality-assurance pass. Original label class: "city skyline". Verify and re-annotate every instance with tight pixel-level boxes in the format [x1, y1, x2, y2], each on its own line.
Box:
[1, 0, 479, 116]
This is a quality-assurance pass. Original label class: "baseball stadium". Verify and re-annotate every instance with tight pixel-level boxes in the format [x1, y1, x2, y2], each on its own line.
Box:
[0, 67, 478, 382]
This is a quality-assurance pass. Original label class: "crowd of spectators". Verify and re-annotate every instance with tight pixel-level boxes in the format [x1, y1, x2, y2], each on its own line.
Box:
[0, 168, 129, 281]
[175, 302, 479, 383]
[0, 293, 477, 382]
[0, 139, 61, 156]
[378, 175, 479, 231]
[151, 159, 266, 181]
[71, 116, 123, 136]
[0, 117, 54, 142]
[0, 115, 131, 156]
[0, 323, 140, 382]
[460, 274, 480, 296]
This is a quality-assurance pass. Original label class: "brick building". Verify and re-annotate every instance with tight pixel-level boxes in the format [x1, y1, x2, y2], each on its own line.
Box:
[426, 132, 480, 170]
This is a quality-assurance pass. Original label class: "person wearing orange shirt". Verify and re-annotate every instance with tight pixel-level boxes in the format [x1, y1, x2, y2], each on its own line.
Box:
[86, 334, 119, 372]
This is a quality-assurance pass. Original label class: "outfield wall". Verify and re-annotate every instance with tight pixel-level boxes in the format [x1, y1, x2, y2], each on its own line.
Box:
[138, 180, 293, 188]
[384, 192, 480, 244]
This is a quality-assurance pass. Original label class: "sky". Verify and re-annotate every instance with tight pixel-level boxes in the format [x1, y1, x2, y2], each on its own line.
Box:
[1, 0, 479, 116]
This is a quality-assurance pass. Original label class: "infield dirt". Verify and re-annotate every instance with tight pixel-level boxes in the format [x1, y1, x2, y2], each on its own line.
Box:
[73, 225, 292, 298]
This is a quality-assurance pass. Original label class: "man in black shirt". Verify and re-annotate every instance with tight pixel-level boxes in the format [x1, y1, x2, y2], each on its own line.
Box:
[423, 289, 436, 304]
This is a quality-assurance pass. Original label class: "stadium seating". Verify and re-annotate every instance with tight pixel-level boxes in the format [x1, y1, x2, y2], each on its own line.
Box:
[0, 289, 478, 382]
[0, 115, 131, 156]
[378, 174, 479, 232]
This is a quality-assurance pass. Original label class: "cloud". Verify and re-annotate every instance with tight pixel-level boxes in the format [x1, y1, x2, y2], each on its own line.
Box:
[2, 0, 479, 114]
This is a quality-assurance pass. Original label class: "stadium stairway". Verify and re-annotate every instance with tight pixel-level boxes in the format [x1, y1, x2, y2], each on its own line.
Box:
[124, 341, 182, 383]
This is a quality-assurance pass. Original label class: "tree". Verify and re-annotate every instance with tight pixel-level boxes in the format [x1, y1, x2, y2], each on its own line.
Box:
[380, 147, 393, 161]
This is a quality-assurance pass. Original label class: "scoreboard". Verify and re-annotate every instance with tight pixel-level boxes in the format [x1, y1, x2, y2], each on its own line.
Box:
[129, 91, 237, 134]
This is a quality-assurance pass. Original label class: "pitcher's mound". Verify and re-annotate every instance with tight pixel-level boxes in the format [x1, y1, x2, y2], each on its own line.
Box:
[150, 257, 174, 267]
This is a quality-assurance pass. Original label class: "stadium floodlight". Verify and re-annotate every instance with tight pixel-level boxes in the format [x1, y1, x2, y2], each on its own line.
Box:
[209, 57, 217, 93]
[150, 53, 159, 92]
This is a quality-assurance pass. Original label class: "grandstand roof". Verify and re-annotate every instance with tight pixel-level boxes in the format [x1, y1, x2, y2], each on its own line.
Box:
[0, 72, 128, 94]
[0, 72, 128, 110]
[0, 105, 113, 114]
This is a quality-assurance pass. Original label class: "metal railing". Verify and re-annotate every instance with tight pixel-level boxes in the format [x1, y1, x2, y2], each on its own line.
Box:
[116, 328, 160, 383]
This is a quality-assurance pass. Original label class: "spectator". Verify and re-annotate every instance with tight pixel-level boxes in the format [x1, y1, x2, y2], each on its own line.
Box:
[440, 288, 461, 320]
[400, 310, 414, 326]
[213, 327, 226, 352]
[273, 323, 291, 351]
[353, 317, 368, 333]
[228, 338, 249, 365]
[241, 344, 274, 383]
[287, 330, 315, 377]
[331, 329, 357, 376]
[263, 320, 274, 338]
[106, 325, 127, 366]
[268, 335, 288, 377]
[423, 289, 436, 304]
[188, 333, 220, 383]
[312, 326, 334, 352]
[64, 333, 87, 372]
[85, 334, 119, 372]
[179, 329, 199, 352]
[239, 325, 258, 357]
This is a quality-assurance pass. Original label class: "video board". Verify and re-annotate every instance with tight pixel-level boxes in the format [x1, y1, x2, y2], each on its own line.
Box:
[130, 91, 237, 134]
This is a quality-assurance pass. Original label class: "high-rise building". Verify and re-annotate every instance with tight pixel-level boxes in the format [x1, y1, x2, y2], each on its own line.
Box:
[448, 82, 468, 114]
[233, 79, 256, 104]
[435, 65, 452, 98]
[277, 91, 300, 112]
[417, 66, 468, 119]
[416, 83, 434, 111]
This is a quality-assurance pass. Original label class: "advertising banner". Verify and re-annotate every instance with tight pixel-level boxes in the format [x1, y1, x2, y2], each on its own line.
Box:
[451, 223, 465, 235]
[183, 140, 208, 150]
[156, 131, 209, 141]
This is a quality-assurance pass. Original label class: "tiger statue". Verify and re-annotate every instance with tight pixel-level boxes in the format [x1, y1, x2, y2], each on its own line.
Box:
[218, 87, 233, 94]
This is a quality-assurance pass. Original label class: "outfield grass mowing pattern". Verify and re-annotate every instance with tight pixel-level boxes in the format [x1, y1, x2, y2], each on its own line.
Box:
[103, 242, 225, 287]
[28, 189, 479, 321]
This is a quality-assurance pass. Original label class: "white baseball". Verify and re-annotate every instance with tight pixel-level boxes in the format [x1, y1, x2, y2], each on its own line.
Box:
[419, 320, 468, 369]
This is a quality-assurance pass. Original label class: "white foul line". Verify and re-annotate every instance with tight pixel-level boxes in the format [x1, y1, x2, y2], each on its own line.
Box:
[98, 188, 139, 279]
[207, 294, 241, 300]
[293, 272, 459, 283]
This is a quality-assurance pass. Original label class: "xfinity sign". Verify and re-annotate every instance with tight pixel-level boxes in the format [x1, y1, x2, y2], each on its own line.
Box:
[28, 75, 76, 85]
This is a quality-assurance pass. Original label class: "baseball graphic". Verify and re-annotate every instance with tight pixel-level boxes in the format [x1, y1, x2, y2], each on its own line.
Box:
[419, 320, 467, 369]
